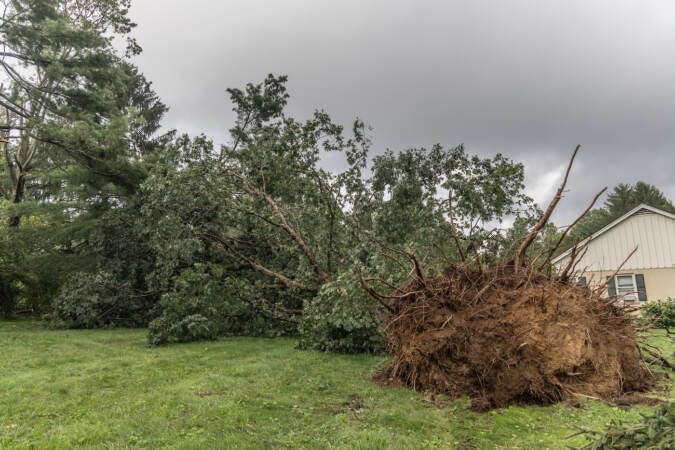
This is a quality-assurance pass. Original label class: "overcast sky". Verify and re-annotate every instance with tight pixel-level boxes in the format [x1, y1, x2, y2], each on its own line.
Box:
[128, 0, 675, 226]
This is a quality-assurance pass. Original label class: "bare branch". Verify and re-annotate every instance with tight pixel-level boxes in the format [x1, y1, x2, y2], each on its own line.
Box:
[407, 251, 427, 287]
[446, 190, 466, 262]
[538, 186, 608, 272]
[354, 266, 395, 312]
[513, 145, 580, 270]
[204, 231, 314, 292]
[564, 246, 589, 280]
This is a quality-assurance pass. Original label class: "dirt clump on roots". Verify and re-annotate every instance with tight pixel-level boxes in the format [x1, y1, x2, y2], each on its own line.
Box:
[378, 265, 654, 411]
[362, 146, 656, 411]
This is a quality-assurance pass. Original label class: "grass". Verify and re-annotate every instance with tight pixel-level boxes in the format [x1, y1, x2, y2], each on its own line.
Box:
[0, 320, 672, 449]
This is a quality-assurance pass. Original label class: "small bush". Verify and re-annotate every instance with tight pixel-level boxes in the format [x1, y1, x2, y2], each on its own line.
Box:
[147, 264, 299, 345]
[148, 313, 218, 345]
[643, 298, 675, 330]
[298, 269, 386, 354]
[47, 272, 148, 328]
[0, 275, 19, 318]
[148, 266, 230, 345]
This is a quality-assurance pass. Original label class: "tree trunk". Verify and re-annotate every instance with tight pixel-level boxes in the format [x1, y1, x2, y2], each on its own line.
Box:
[7, 172, 25, 228]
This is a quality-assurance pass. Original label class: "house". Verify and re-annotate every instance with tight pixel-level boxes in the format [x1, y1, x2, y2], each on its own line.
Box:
[551, 204, 675, 302]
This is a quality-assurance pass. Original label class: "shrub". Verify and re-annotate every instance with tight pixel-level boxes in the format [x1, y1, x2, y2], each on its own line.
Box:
[148, 266, 230, 345]
[643, 298, 675, 330]
[147, 264, 299, 345]
[148, 313, 218, 345]
[0, 274, 19, 318]
[298, 269, 386, 354]
[47, 272, 149, 328]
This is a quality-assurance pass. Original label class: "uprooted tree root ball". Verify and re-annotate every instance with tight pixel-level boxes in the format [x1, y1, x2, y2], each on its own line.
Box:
[361, 146, 656, 411]
[377, 265, 654, 411]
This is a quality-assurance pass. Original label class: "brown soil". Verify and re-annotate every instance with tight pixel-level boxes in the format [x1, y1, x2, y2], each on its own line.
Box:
[377, 264, 655, 411]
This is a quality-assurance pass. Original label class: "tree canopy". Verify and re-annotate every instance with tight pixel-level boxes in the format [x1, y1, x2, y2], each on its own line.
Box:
[0, 0, 166, 313]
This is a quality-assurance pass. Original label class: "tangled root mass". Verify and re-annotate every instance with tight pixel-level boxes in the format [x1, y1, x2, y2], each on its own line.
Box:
[379, 265, 653, 411]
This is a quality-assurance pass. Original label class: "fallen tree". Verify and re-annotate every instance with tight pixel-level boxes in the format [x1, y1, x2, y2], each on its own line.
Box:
[360, 146, 657, 411]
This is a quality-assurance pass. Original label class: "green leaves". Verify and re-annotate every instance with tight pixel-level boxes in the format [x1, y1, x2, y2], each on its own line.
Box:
[298, 269, 386, 353]
[567, 181, 674, 244]
[580, 403, 675, 449]
[643, 298, 675, 330]
[368, 144, 531, 249]
[0, 1, 168, 317]
[147, 265, 299, 346]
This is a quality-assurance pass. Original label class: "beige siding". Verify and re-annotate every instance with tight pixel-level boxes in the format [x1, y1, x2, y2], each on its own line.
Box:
[581, 267, 675, 302]
[559, 211, 675, 272]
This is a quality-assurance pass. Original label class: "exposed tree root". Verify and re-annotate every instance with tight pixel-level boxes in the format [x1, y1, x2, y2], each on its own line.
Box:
[361, 146, 657, 411]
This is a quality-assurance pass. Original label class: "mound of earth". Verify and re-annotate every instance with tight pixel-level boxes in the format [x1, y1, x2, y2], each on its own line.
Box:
[377, 264, 654, 411]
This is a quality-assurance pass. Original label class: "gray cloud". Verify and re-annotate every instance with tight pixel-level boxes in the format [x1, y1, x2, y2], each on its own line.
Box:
[129, 0, 675, 224]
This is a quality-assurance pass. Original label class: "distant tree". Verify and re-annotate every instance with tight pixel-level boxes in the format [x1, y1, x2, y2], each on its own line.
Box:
[605, 181, 674, 217]
[567, 181, 674, 244]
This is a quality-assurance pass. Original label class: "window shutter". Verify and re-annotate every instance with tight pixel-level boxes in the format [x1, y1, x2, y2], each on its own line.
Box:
[635, 274, 647, 301]
[607, 276, 617, 297]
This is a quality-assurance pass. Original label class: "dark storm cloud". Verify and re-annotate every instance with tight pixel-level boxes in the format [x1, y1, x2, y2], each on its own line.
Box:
[129, 0, 675, 225]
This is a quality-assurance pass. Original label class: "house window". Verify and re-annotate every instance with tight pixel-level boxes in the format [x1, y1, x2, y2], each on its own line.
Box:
[607, 273, 647, 301]
[616, 274, 638, 301]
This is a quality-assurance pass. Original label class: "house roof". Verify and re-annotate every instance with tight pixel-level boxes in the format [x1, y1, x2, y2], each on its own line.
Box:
[551, 203, 675, 265]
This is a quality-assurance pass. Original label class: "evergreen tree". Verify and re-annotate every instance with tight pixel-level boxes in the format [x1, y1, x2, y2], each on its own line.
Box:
[605, 181, 674, 217]
[0, 0, 146, 227]
[567, 181, 674, 244]
[0, 0, 167, 314]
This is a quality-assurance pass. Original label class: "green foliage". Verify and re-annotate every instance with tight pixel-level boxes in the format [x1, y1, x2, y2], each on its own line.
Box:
[605, 181, 675, 217]
[147, 264, 298, 346]
[0, 212, 22, 315]
[39, 74, 534, 351]
[46, 271, 147, 328]
[298, 269, 386, 353]
[0, 0, 148, 203]
[2, 67, 536, 352]
[147, 266, 232, 345]
[644, 298, 675, 330]
[567, 208, 611, 242]
[218, 74, 368, 291]
[367, 145, 531, 248]
[0, 238, 23, 317]
[569, 181, 674, 243]
[0, 0, 168, 319]
[580, 403, 675, 449]
[125, 77, 365, 345]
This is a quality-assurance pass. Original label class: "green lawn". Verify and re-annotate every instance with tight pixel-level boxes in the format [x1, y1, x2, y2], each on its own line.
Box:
[0, 321, 672, 449]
